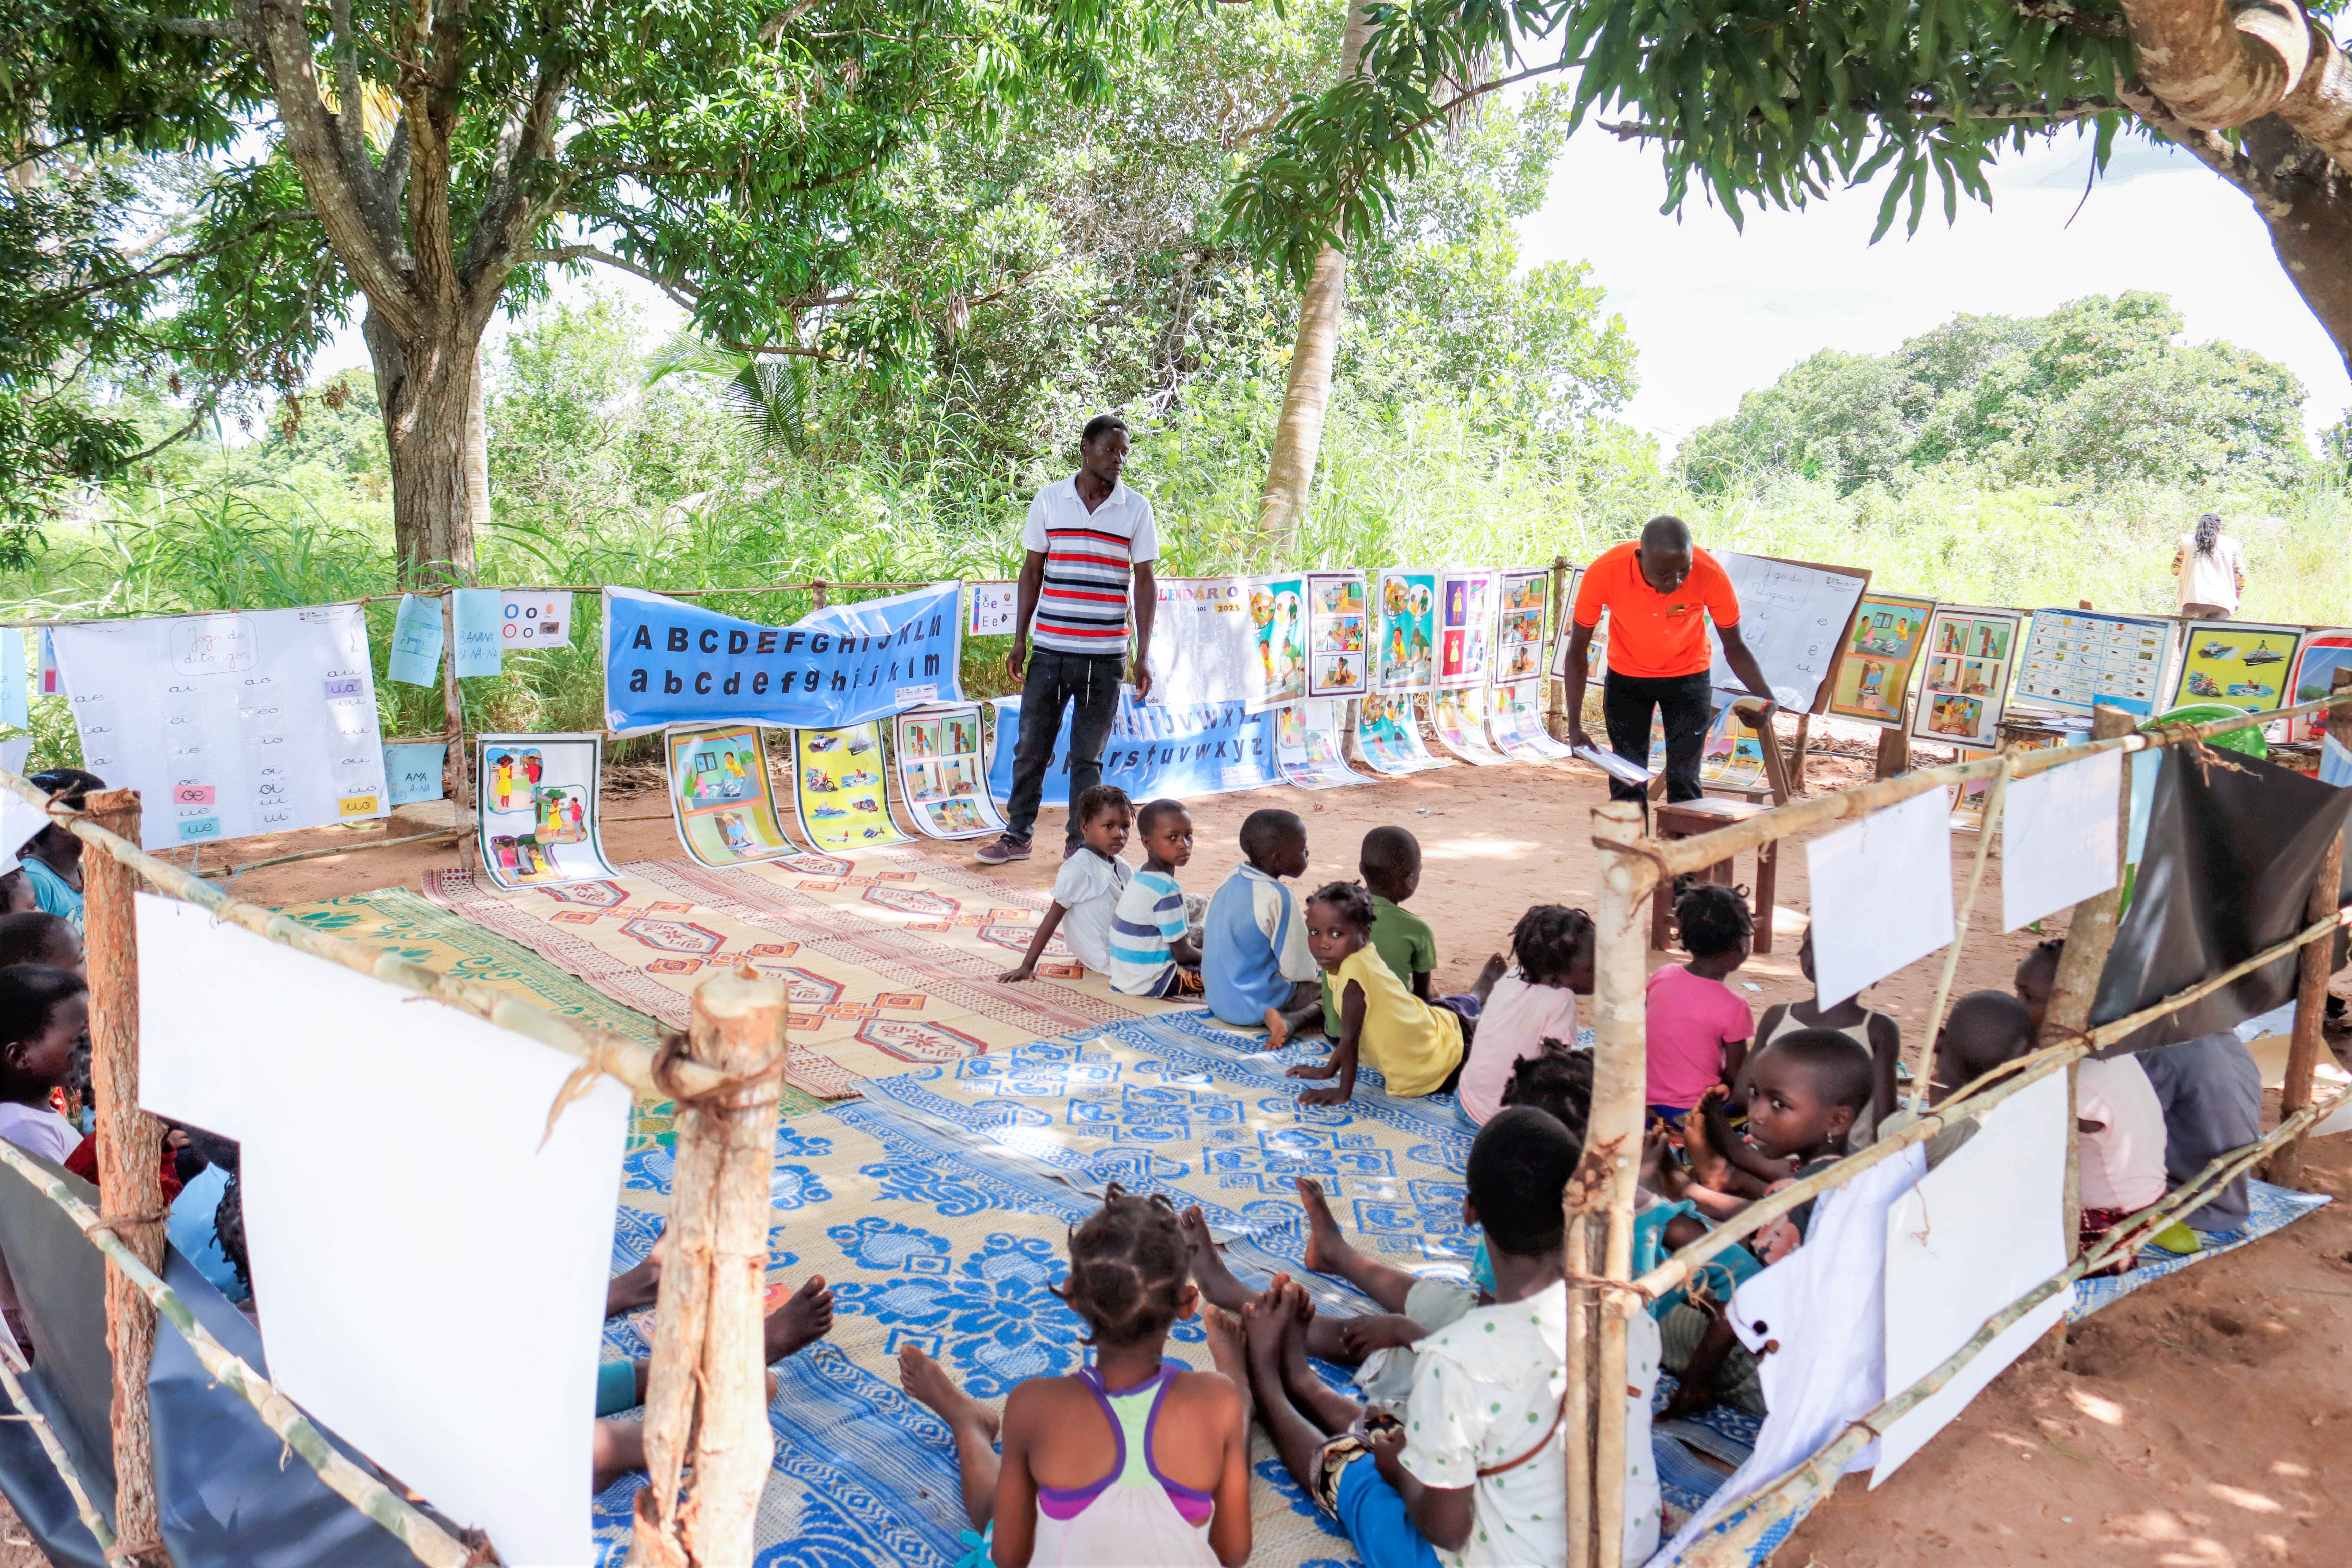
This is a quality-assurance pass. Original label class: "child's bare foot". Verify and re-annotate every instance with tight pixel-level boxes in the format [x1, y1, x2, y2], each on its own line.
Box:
[1679, 1105, 1734, 1192]
[604, 1233, 665, 1318]
[1472, 952, 1508, 1001]
[1200, 1303, 1254, 1427]
[1241, 1279, 1295, 1397]
[1263, 1005, 1291, 1051]
[1294, 1177, 1349, 1276]
[1272, 1279, 1322, 1395]
[898, 1343, 1002, 1447]
[1182, 1206, 1250, 1312]
[763, 1275, 834, 1363]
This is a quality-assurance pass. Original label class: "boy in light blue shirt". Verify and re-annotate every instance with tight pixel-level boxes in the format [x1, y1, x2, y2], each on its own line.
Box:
[1202, 808, 1321, 1042]
[1108, 798, 1204, 998]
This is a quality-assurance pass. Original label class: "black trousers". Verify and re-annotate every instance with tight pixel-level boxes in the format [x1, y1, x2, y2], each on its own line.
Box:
[1004, 648, 1125, 845]
[1602, 670, 1715, 803]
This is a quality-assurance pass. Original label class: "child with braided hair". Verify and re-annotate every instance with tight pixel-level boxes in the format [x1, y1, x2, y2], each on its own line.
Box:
[897, 1185, 1252, 1567]
[1645, 880, 1755, 1123]
[1454, 905, 1595, 1126]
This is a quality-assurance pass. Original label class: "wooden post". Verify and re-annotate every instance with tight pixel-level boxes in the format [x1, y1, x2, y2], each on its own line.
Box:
[1786, 712, 1813, 797]
[631, 967, 787, 1568]
[2046, 704, 2137, 1264]
[2269, 667, 2352, 1187]
[83, 788, 168, 1567]
[1546, 556, 1572, 743]
[1584, 801, 1653, 1567]
[441, 591, 472, 871]
[1873, 723, 1908, 781]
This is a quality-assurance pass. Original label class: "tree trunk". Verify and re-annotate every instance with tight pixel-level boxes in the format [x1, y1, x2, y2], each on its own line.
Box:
[2242, 117, 2352, 375]
[364, 305, 482, 586]
[1252, 5, 1374, 561]
[466, 345, 493, 539]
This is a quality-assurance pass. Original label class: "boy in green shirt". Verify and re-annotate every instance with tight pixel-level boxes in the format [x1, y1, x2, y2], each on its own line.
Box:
[1321, 826, 1442, 1034]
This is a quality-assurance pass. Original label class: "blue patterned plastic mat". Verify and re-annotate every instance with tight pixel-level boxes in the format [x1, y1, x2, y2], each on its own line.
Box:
[2068, 1179, 2332, 1322]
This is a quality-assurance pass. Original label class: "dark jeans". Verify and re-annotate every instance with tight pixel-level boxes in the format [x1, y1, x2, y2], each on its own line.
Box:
[1603, 670, 1715, 804]
[1005, 648, 1124, 845]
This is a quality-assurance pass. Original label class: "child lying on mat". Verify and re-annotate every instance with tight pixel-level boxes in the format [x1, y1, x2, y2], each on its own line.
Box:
[1287, 882, 1470, 1106]
[1002, 785, 1133, 985]
[894, 1185, 1251, 1567]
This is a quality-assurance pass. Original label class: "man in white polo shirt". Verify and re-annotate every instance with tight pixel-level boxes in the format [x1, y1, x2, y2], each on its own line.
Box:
[978, 414, 1158, 863]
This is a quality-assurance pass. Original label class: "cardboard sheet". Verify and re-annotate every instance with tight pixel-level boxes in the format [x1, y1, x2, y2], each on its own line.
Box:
[2001, 751, 2122, 932]
[665, 722, 799, 865]
[1874, 1071, 2071, 1483]
[478, 732, 619, 890]
[1805, 787, 1955, 1006]
[135, 893, 629, 1565]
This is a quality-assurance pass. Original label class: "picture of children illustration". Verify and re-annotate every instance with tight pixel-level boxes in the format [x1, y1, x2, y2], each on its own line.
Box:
[1252, 582, 1307, 702]
[1927, 692, 1985, 738]
[667, 726, 792, 866]
[1503, 572, 1547, 613]
[487, 746, 544, 811]
[481, 739, 614, 888]
[1376, 573, 1437, 690]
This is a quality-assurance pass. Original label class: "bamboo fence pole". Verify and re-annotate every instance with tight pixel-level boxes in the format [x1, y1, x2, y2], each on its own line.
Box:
[631, 967, 788, 1568]
[1546, 556, 1571, 744]
[80, 788, 166, 1567]
[1906, 754, 2014, 1098]
[1587, 801, 1652, 1568]
[2051, 708, 2135, 1268]
[0, 768, 723, 1102]
[194, 827, 464, 880]
[1561, 1209, 1593, 1568]
[0, 1143, 475, 1568]
[2270, 668, 2352, 1188]
[0, 1340, 122, 1563]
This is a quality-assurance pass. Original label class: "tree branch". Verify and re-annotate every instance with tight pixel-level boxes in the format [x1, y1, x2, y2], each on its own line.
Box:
[520, 244, 704, 312]
[2119, 81, 2294, 215]
[2011, 0, 2130, 39]
[462, 61, 573, 319]
[1598, 95, 2121, 141]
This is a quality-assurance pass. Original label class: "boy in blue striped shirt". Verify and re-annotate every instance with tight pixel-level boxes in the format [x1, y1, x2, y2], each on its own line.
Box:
[1109, 799, 1205, 998]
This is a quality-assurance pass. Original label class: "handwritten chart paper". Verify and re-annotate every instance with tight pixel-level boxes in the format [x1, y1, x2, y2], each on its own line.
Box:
[1706, 553, 1870, 711]
[53, 604, 389, 850]
[384, 741, 447, 806]
[1806, 788, 1955, 1006]
[2002, 751, 2122, 931]
[387, 593, 445, 686]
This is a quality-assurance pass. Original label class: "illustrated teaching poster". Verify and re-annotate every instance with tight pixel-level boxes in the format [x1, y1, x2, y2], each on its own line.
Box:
[895, 703, 1007, 840]
[789, 722, 909, 853]
[984, 694, 1277, 806]
[1147, 576, 1263, 709]
[2286, 629, 2352, 739]
[967, 581, 1019, 637]
[1908, 606, 2020, 754]
[478, 733, 617, 890]
[1304, 571, 1369, 699]
[1705, 553, 1871, 711]
[1431, 686, 1511, 766]
[2167, 621, 2304, 717]
[1353, 691, 1450, 775]
[664, 724, 798, 867]
[498, 590, 572, 649]
[1250, 575, 1308, 711]
[1276, 700, 1368, 789]
[2011, 609, 2175, 718]
[1645, 699, 1767, 790]
[1495, 568, 1551, 684]
[1828, 591, 1936, 728]
[1436, 569, 1498, 690]
[53, 604, 390, 850]
[1373, 570, 1437, 693]
[1490, 681, 1573, 762]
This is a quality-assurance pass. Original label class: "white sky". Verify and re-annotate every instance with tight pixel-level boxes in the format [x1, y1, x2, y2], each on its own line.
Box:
[1518, 124, 2352, 448]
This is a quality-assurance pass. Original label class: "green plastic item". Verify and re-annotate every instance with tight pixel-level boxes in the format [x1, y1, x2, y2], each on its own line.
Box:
[2146, 702, 2268, 758]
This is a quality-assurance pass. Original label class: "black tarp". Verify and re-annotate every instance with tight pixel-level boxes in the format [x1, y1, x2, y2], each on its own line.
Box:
[0, 1155, 425, 1567]
[2093, 744, 2352, 1054]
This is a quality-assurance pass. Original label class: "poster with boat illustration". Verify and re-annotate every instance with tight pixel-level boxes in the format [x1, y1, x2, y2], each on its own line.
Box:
[2166, 622, 2304, 718]
[788, 721, 910, 853]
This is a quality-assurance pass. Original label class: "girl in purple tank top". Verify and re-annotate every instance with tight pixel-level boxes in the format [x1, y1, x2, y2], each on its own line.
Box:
[897, 1186, 1253, 1566]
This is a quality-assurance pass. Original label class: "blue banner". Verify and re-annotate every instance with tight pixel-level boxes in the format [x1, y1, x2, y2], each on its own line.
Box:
[986, 694, 1278, 808]
[603, 583, 962, 735]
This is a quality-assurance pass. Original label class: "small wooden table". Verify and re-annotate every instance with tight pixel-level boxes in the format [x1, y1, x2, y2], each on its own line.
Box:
[1650, 797, 1780, 954]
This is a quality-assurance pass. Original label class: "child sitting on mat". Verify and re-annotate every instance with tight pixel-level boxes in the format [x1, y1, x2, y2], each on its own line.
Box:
[1109, 800, 1207, 1000]
[895, 1185, 1252, 1567]
[1454, 905, 1593, 1126]
[0, 912, 82, 976]
[1201, 809, 1322, 1040]
[1288, 882, 1468, 1106]
[1755, 923, 1901, 1145]
[1001, 785, 1133, 985]
[1645, 881, 1754, 1125]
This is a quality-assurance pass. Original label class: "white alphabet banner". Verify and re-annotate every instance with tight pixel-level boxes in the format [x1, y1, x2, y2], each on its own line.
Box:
[52, 604, 389, 850]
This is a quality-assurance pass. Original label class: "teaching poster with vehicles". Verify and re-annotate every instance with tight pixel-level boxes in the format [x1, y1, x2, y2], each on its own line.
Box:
[52, 604, 390, 850]
[1276, 699, 1368, 789]
[1352, 691, 1450, 775]
[893, 703, 1007, 840]
[1373, 570, 1437, 693]
[1829, 592, 1937, 728]
[1489, 681, 1574, 762]
[1907, 606, 2021, 754]
[2286, 630, 2352, 740]
[1431, 686, 1511, 765]
[1436, 569, 1498, 689]
[789, 722, 910, 853]
[1305, 571, 1370, 699]
[1250, 575, 1308, 711]
[2012, 609, 2175, 718]
[663, 724, 798, 867]
[478, 733, 617, 889]
[2167, 622, 2305, 717]
[1495, 569, 1551, 684]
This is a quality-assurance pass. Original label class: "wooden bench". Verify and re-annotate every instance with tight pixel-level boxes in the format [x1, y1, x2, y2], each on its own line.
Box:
[1649, 796, 1780, 954]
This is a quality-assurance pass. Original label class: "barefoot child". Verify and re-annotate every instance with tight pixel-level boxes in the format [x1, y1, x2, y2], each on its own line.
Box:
[1645, 881, 1754, 1123]
[1454, 906, 1593, 1126]
[1201, 809, 1322, 1041]
[1109, 800, 1206, 999]
[1289, 883, 1467, 1106]
[1001, 786, 1134, 984]
[896, 1186, 1251, 1567]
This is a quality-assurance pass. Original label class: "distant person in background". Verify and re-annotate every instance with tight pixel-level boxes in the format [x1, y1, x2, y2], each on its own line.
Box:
[16, 770, 104, 932]
[2172, 512, 2245, 620]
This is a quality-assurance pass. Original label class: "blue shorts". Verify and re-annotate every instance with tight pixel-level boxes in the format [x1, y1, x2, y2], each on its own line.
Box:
[595, 1359, 639, 1417]
[1334, 1455, 1441, 1568]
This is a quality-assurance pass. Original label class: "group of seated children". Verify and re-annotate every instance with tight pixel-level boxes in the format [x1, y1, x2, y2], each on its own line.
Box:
[1001, 786, 1595, 1114]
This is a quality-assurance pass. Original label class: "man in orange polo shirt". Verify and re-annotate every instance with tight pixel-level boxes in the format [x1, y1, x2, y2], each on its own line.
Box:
[1560, 515, 1778, 802]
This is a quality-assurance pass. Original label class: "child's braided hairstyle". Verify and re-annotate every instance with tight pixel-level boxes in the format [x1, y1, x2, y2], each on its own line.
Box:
[1305, 880, 1375, 936]
[1510, 905, 1595, 988]
[1053, 1184, 1192, 1349]
[1671, 878, 1752, 958]
[1499, 1041, 1593, 1151]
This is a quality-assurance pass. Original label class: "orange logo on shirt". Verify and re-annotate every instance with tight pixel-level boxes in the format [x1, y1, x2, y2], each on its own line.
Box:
[1662, 602, 1694, 618]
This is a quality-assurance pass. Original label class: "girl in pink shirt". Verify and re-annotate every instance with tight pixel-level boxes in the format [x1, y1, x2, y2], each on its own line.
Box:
[1645, 883, 1754, 1119]
[1456, 905, 1595, 1125]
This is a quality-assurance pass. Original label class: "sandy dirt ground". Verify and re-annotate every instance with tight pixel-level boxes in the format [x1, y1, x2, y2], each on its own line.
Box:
[158, 737, 2352, 1568]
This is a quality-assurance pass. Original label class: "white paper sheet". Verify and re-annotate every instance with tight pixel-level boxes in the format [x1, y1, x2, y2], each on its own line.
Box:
[135, 894, 627, 1566]
[2001, 751, 2122, 931]
[0, 788, 45, 877]
[1704, 553, 1870, 711]
[1873, 1071, 2070, 1483]
[1144, 577, 1263, 708]
[1805, 787, 1955, 1006]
